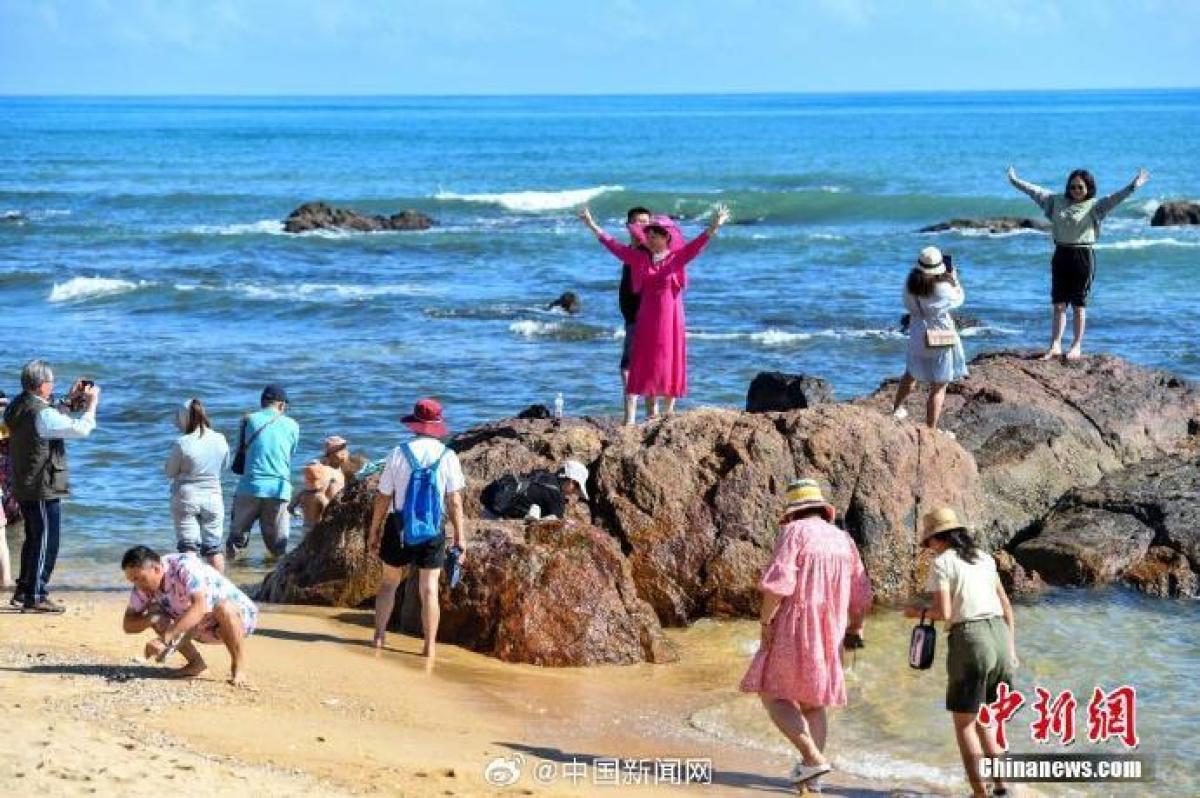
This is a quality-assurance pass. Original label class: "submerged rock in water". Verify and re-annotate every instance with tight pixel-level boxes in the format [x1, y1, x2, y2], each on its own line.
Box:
[548, 292, 582, 314]
[1013, 456, 1200, 597]
[745, 372, 833, 412]
[1150, 201, 1200, 227]
[918, 217, 1050, 234]
[282, 202, 433, 233]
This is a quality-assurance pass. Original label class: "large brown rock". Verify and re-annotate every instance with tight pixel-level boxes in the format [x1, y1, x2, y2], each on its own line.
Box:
[1013, 456, 1200, 597]
[282, 202, 433, 233]
[454, 406, 979, 624]
[1150, 201, 1200, 227]
[396, 521, 676, 665]
[862, 352, 1200, 549]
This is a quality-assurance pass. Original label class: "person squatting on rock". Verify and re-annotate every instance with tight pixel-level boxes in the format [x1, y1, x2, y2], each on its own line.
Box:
[4, 360, 100, 613]
[227, 384, 299, 562]
[579, 203, 730, 425]
[121, 545, 258, 686]
[739, 479, 873, 789]
[288, 460, 343, 533]
[1007, 165, 1150, 362]
[892, 246, 967, 437]
[905, 507, 1019, 798]
[165, 398, 230, 572]
[368, 398, 466, 658]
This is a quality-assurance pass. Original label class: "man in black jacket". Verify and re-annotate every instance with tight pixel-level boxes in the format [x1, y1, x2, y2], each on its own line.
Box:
[4, 359, 99, 612]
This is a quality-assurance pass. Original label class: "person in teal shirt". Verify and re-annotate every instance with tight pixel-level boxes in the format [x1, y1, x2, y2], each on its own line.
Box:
[226, 384, 299, 560]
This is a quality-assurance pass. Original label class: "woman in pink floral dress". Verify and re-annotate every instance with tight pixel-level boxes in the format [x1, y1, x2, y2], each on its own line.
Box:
[740, 478, 873, 787]
[578, 204, 729, 425]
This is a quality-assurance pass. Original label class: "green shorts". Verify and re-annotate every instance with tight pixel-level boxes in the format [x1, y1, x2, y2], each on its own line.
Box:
[945, 616, 1013, 714]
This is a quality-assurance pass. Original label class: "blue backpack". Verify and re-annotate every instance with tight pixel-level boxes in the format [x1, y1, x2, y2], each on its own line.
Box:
[396, 442, 447, 546]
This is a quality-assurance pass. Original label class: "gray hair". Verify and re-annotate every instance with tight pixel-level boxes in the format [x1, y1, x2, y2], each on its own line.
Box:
[20, 359, 54, 392]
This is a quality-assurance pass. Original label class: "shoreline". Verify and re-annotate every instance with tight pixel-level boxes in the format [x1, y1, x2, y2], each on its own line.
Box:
[1, 591, 935, 797]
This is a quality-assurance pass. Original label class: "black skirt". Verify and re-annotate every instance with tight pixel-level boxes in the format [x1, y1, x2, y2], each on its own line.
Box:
[1050, 244, 1095, 307]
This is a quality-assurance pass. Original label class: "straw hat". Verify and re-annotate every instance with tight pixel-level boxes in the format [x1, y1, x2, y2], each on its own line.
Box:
[917, 246, 946, 276]
[920, 506, 968, 546]
[780, 478, 836, 524]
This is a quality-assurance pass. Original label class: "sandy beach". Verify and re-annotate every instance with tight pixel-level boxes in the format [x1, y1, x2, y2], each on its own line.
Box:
[0, 592, 935, 798]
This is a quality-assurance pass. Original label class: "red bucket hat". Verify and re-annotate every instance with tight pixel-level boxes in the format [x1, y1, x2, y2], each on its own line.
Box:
[402, 398, 448, 438]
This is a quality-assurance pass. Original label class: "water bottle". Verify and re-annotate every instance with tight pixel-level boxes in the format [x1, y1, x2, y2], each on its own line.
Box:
[553, 392, 564, 421]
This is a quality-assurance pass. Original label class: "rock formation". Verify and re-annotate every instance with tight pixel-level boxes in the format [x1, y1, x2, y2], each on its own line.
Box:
[1150, 201, 1200, 227]
[745, 372, 834, 412]
[548, 292, 582, 314]
[282, 202, 433, 233]
[918, 218, 1050, 234]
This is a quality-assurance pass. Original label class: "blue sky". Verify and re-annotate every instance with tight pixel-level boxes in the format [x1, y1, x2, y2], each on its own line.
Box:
[2, 0, 1198, 95]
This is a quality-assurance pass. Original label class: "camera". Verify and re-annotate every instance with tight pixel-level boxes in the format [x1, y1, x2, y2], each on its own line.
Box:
[59, 379, 95, 412]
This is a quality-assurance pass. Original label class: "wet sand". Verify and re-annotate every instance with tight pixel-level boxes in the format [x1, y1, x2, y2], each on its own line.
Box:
[0, 592, 940, 797]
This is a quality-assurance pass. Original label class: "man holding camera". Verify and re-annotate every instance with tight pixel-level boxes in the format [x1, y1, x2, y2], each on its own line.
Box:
[3, 359, 100, 613]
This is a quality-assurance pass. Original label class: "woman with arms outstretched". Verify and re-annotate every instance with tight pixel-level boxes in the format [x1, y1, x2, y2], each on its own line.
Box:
[1008, 165, 1149, 361]
[579, 204, 729, 425]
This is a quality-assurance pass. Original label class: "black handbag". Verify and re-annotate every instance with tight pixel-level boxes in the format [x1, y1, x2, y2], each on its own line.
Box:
[230, 413, 280, 476]
[908, 609, 937, 670]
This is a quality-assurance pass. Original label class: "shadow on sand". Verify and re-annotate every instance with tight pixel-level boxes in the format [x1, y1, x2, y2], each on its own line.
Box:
[0, 661, 177, 682]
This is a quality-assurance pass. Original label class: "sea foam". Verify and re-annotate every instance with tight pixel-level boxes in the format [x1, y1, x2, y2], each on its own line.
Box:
[435, 185, 623, 212]
[1095, 238, 1199, 250]
[48, 277, 147, 303]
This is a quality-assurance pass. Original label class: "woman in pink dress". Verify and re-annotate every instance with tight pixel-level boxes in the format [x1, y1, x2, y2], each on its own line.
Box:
[740, 478, 874, 787]
[578, 205, 729, 425]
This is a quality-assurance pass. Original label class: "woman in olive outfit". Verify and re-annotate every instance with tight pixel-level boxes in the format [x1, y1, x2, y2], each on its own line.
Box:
[906, 507, 1019, 798]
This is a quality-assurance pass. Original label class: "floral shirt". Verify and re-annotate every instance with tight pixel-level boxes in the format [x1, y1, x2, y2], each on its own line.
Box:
[128, 553, 258, 626]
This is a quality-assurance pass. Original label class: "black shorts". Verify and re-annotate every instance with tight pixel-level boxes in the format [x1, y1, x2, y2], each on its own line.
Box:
[380, 522, 447, 570]
[1050, 245, 1095, 307]
[620, 322, 635, 370]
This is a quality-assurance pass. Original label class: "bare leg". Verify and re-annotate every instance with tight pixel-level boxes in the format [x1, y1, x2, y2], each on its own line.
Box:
[892, 373, 916, 414]
[146, 616, 206, 677]
[206, 551, 226, 574]
[1040, 303, 1066, 360]
[623, 393, 638, 426]
[1065, 306, 1086, 359]
[664, 397, 677, 416]
[761, 697, 829, 767]
[952, 712, 989, 797]
[927, 382, 949, 430]
[212, 600, 248, 686]
[648, 396, 661, 418]
[975, 717, 1008, 796]
[373, 564, 406, 648]
[800, 704, 828, 753]
[418, 567, 441, 658]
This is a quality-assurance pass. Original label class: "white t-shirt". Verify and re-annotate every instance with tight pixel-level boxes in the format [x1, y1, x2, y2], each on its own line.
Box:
[927, 549, 1004, 625]
[377, 436, 465, 511]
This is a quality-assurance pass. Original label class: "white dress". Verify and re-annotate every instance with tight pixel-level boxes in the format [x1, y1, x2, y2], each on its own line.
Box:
[904, 282, 968, 383]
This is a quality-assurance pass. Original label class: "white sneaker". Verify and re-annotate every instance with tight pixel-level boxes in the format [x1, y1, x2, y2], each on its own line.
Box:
[789, 762, 832, 785]
[892, 407, 908, 420]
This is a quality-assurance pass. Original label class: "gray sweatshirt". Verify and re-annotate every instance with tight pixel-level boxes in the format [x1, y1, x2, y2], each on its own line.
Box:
[165, 428, 229, 498]
[1009, 174, 1139, 245]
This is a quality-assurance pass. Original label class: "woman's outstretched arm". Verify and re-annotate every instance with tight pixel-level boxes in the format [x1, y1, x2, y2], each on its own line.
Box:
[1006, 166, 1055, 216]
[578, 206, 639, 261]
[1094, 168, 1150, 220]
[676, 205, 731, 266]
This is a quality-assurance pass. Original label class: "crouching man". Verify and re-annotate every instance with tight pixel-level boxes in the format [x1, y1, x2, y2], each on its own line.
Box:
[120, 545, 258, 686]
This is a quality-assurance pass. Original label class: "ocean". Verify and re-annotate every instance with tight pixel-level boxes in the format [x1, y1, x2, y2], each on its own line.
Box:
[2, 91, 1198, 795]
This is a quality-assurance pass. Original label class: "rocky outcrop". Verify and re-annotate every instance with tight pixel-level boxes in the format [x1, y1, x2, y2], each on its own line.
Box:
[1013, 456, 1200, 597]
[745, 372, 834, 413]
[862, 352, 1200, 550]
[1150, 201, 1200, 227]
[282, 202, 433, 234]
[453, 407, 978, 623]
[398, 521, 676, 665]
[919, 217, 1050, 234]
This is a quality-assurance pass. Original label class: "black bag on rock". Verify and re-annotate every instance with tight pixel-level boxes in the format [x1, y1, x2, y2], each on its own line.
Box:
[481, 470, 565, 519]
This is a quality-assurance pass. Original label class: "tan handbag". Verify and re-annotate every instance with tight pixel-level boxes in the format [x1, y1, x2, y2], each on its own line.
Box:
[917, 297, 958, 348]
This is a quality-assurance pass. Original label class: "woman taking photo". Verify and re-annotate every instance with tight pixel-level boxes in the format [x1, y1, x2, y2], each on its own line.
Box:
[891, 246, 967, 436]
[906, 507, 1019, 798]
[165, 398, 230, 572]
[739, 479, 873, 788]
[1007, 166, 1150, 361]
[578, 204, 729, 425]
